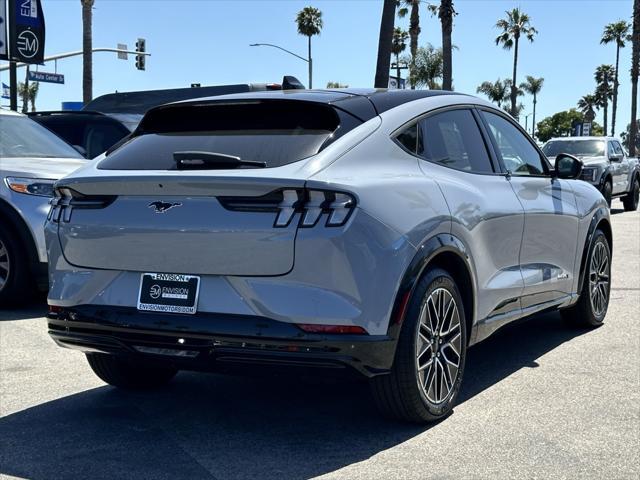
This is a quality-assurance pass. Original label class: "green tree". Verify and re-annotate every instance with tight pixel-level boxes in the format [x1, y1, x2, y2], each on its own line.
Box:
[520, 76, 544, 139]
[495, 8, 537, 119]
[536, 109, 603, 143]
[375, 0, 397, 88]
[476, 79, 509, 108]
[81, 0, 94, 105]
[410, 44, 443, 90]
[326, 81, 349, 88]
[397, 0, 421, 89]
[18, 81, 39, 113]
[601, 20, 632, 136]
[296, 6, 323, 89]
[621, 120, 640, 152]
[577, 94, 599, 121]
[595, 64, 614, 135]
[630, 0, 640, 156]
[391, 27, 409, 85]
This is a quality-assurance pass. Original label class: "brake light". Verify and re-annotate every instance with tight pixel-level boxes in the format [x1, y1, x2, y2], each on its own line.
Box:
[276, 189, 356, 228]
[297, 324, 368, 334]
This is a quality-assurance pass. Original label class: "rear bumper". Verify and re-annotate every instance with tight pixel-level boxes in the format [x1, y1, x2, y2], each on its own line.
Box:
[47, 306, 396, 378]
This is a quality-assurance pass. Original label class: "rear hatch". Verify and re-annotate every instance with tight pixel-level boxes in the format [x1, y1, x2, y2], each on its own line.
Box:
[52, 98, 364, 276]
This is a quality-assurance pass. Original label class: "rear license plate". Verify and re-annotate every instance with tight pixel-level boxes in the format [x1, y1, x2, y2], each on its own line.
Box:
[137, 273, 200, 314]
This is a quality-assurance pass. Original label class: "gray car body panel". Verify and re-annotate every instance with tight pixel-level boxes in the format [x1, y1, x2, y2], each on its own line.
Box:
[47, 93, 608, 346]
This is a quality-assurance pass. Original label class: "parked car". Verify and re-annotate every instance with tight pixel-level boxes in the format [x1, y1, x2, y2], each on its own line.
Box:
[30, 77, 305, 159]
[46, 90, 611, 423]
[0, 109, 86, 305]
[542, 136, 640, 210]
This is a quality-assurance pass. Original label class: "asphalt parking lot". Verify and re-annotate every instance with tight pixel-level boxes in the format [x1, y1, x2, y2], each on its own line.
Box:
[0, 200, 638, 480]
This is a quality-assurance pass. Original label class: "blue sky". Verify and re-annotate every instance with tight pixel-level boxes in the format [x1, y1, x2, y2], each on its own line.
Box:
[0, 0, 636, 135]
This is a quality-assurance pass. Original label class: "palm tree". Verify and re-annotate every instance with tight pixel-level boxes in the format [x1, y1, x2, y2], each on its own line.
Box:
[411, 44, 443, 90]
[391, 27, 409, 85]
[629, 0, 639, 156]
[397, 1, 420, 89]
[375, 0, 396, 88]
[81, 0, 94, 106]
[595, 64, 615, 135]
[495, 8, 537, 119]
[476, 79, 509, 108]
[296, 6, 323, 89]
[520, 76, 544, 139]
[578, 94, 599, 125]
[18, 81, 39, 112]
[427, 1, 456, 91]
[601, 20, 632, 136]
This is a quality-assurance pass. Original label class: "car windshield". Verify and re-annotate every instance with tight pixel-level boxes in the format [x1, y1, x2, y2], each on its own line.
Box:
[542, 139, 605, 157]
[0, 114, 83, 159]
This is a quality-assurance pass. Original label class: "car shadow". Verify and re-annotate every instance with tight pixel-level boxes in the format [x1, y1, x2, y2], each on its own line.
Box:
[0, 311, 591, 480]
[0, 302, 47, 321]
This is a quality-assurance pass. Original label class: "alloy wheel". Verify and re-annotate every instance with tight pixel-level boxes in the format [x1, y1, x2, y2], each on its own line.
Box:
[589, 241, 610, 317]
[0, 238, 9, 292]
[415, 288, 463, 404]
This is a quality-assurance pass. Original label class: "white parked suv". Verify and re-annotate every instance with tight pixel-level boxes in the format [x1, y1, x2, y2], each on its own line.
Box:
[0, 109, 86, 305]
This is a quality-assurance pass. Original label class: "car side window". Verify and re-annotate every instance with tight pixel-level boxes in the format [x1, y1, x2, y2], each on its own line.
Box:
[481, 111, 547, 176]
[396, 122, 419, 154]
[608, 142, 617, 157]
[415, 109, 494, 173]
[612, 141, 624, 156]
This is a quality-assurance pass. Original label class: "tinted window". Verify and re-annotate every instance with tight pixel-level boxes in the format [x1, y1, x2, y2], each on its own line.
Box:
[396, 123, 419, 153]
[100, 100, 357, 170]
[0, 115, 82, 159]
[417, 109, 494, 173]
[612, 141, 624, 156]
[84, 123, 130, 158]
[482, 111, 546, 175]
[542, 139, 605, 157]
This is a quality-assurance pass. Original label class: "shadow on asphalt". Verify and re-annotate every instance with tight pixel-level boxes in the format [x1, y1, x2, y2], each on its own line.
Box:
[0, 311, 590, 480]
[0, 303, 47, 321]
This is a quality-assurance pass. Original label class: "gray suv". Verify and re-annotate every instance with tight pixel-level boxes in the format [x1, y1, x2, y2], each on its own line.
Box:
[542, 136, 640, 210]
[46, 90, 611, 423]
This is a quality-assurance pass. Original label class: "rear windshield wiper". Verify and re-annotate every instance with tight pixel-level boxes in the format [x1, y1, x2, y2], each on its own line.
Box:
[173, 151, 266, 169]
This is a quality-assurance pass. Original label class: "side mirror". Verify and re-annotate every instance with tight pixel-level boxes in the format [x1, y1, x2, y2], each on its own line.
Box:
[555, 153, 583, 179]
[610, 154, 623, 162]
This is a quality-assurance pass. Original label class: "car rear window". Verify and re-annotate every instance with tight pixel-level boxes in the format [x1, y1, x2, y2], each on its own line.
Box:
[98, 100, 360, 170]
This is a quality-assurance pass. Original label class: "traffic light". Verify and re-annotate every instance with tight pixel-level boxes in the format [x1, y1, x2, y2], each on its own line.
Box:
[135, 38, 146, 71]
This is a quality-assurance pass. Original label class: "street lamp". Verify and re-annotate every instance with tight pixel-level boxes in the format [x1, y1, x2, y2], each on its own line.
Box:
[250, 43, 311, 88]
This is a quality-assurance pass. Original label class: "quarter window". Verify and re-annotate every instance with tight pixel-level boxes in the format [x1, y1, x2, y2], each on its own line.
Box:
[482, 111, 547, 176]
[416, 109, 494, 173]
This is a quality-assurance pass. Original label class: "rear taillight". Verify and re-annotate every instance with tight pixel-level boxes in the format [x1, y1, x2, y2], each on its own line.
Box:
[276, 189, 356, 228]
[48, 187, 115, 223]
[220, 188, 356, 228]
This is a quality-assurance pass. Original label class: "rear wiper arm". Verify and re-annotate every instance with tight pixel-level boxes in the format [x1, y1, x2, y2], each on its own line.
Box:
[173, 151, 266, 169]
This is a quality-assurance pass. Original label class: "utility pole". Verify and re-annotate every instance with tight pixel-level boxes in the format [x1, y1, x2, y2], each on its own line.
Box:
[9, 61, 17, 110]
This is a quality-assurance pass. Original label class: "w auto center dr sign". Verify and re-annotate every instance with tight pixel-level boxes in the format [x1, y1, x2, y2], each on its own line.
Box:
[0, 0, 46, 63]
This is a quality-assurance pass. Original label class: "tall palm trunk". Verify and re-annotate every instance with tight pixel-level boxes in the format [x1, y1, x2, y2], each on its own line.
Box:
[612, 43, 621, 136]
[408, 1, 419, 89]
[441, 0, 453, 91]
[82, 0, 94, 106]
[307, 35, 312, 88]
[21, 66, 29, 114]
[631, 0, 639, 156]
[603, 99, 609, 135]
[374, 0, 396, 88]
[510, 34, 520, 118]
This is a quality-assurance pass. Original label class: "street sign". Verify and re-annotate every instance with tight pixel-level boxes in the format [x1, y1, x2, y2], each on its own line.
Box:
[28, 70, 64, 84]
[0, 1, 8, 60]
[8, 0, 46, 64]
[388, 76, 406, 90]
[1, 82, 9, 99]
[582, 122, 592, 136]
[117, 43, 128, 60]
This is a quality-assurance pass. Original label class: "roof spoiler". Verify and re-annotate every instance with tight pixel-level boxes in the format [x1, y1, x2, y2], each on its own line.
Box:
[282, 76, 305, 90]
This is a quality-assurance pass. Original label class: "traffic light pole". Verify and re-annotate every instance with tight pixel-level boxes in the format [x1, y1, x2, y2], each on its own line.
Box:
[0, 47, 150, 72]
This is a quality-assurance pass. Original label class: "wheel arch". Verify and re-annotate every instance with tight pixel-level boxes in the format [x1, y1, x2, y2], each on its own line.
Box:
[388, 234, 476, 345]
[576, 207, 611, 296]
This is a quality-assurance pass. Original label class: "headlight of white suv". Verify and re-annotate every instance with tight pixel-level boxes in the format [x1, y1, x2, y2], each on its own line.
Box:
[581, 167, 598, 182]
[5, 177, 56, 197]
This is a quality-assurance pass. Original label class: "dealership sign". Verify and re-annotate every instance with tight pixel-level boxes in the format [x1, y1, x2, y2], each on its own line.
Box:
[28, 70, 63, 84]
[5, 0, 46, 63]
[0, 1, 7, 60]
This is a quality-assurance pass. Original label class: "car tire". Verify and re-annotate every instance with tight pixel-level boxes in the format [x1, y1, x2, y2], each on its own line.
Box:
[0, 227, 34, 307]
[622, 176, 639, 212]
[86, 353, 178, 389]
[561, 230, 611, 328]
[370, 268, 467, 423]
[601, 180, 613, 208]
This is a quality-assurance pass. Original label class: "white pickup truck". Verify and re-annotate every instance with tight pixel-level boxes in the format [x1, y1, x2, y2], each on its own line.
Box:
[542, 136, 640, 211]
